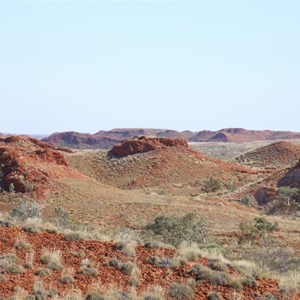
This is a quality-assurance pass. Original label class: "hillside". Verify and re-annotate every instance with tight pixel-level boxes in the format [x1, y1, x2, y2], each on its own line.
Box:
[0, 136, 265, 232]
[232, 141, 300, 168]
[224, 159, 300, 216]
[67, 137, 258, 195]
[42, 128, 300, 149]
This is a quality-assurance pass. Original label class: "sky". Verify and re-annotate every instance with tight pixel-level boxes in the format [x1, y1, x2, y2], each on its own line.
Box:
[0, 1, 299, 135]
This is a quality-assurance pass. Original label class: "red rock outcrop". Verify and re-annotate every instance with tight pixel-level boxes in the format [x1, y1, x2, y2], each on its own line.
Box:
[0, 136, 72, 196]
[108, 137, 189, 156]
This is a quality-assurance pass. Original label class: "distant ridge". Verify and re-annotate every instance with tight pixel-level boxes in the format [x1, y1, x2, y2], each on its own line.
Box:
[42, 128, 300, 149]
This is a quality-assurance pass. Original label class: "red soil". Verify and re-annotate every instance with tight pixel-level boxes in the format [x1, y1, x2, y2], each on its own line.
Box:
[0, 226, 290, 299]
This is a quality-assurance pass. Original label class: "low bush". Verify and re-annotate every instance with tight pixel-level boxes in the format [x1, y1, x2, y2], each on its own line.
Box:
[241, 276, 257, 288]
[167, 283, 194, 299]
[78, 259, 98, 277]
[60, 267, 75, 284]
[40, 249, 63, 271]
[14, 239, 32, 251]
[147, 256, 173, 268]
[10, 199, 42, 221]
[35, 268, 51, 277]
[0, 253, 24, 274]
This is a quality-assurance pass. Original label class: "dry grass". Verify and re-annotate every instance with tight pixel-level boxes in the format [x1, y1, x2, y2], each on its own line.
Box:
[40, 249, 63, 270]
[173, 241, 202, 265]
[0, 253, 24, 274]
[78, 258, 99, 277]
[24, 251, 34, 269]
[277, 271, 300, 295]
[113, 232, 138, 257]
[14, 238, 32, 251]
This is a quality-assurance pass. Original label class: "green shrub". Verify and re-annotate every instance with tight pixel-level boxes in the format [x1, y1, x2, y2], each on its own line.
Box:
[142, 213, 207, 247]
[277, 186, 300, 206]
[253, 217, 278, 233]
[241, 195, 253, 207]
[202, 177, 222, 193]
[167, 283, 194, 299]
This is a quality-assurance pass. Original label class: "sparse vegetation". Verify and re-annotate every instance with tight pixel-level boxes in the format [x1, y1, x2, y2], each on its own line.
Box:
[202, 177, 222, 193]
[277, 186, 300, 206]
[35, 268, 51, 277]
[61, 267, 75, 284]
[241, 276, 257, 288]
[78, 258, 99, 277]
[14, 239, 32, 251]
[239, 217, 278, 244]
[167, 283, 194, 299]
[10, 199, 42, 221]
[39, 249, 63, 270]
[0, 253, 24, 274]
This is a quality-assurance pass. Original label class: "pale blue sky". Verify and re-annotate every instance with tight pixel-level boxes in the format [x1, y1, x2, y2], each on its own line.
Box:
[0, 1, 299, 134]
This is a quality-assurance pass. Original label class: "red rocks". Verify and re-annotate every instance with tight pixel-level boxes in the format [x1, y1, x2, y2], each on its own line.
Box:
[0, 136, 71, 196]
[108, 137, 189, 156]
[34, 149, 68, 166]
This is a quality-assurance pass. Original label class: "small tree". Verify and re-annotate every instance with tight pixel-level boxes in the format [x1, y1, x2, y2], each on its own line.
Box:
[278, 186, 300, 206]
[253, 217, 278, 235]
[239, 217, 278, 244]
[202, 177, 222, 193]
[142, 213, 208, 247]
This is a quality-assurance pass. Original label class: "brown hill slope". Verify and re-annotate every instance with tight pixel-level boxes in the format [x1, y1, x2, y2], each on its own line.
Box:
[43, 128, 300, 149]
[67, 137, 258, 195]
[232, 141, 300, 168]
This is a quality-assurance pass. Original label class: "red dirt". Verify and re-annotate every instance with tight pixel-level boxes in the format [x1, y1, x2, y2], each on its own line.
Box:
[0, 226, 290, 299]
[108, 137, 189, 156]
